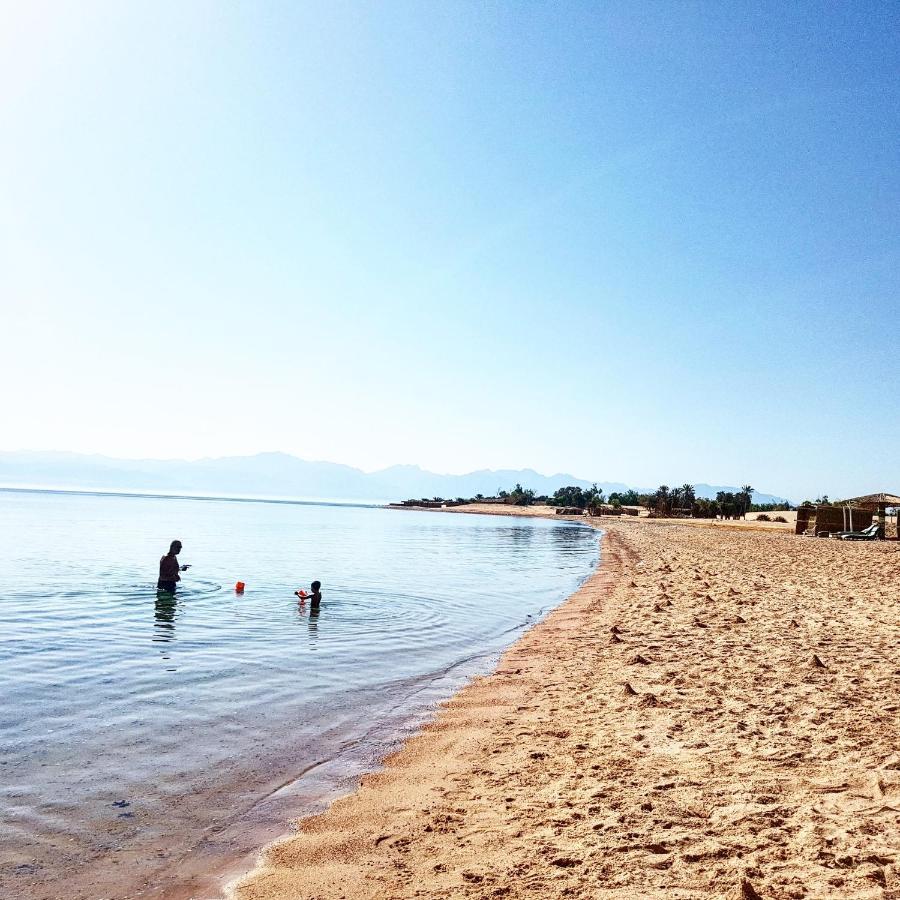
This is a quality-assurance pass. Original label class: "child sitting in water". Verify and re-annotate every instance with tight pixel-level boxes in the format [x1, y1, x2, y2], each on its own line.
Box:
[295, 580, 322, 607]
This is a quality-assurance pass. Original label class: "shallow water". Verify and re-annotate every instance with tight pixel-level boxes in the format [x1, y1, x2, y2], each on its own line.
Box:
[0, 489, 597, 898]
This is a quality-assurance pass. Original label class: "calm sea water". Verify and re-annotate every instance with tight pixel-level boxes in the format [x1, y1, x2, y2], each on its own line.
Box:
[0, 490, 597, 899]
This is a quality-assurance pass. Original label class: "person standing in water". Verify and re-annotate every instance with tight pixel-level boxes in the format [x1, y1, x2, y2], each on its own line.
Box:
[157, 540, 189, 593]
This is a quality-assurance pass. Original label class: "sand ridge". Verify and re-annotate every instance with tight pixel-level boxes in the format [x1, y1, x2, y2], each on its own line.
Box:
[232, 519, 900, 899]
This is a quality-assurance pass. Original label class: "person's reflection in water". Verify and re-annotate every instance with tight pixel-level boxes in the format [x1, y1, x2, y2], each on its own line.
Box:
[153, 592, 177, 643]
[295, 595, 322, 644]
[297, 581, 323, 645]
[307, 602, 321, 642]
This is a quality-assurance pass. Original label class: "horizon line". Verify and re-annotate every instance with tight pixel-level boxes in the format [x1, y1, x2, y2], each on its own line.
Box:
[0, 448, 789, 498]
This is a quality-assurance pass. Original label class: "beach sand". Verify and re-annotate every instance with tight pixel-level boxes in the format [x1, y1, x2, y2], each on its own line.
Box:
[232, 515, 900, 899]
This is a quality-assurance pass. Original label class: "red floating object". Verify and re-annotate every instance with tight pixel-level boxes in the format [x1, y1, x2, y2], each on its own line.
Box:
[235, 581, 245, 593]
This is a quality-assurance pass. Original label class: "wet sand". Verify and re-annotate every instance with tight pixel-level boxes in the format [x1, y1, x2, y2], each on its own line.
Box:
[233, 514, 900, 899]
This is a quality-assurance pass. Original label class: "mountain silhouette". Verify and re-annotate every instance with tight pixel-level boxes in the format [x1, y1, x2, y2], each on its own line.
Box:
[0, 451, 792, 506]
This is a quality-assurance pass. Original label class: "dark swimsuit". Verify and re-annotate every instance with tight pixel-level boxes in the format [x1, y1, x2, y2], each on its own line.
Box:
[158, 554, 180, 594]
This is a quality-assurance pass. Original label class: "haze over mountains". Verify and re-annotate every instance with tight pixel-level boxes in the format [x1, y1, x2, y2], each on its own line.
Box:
[0, 451, 791, 506]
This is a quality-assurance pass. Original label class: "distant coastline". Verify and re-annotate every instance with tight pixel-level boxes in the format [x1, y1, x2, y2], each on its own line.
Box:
[0, 450, 793, 507]
[0, 484, 391, 510]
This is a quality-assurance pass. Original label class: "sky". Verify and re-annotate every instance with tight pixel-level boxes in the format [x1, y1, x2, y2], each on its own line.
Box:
[1, 1, 898, 500]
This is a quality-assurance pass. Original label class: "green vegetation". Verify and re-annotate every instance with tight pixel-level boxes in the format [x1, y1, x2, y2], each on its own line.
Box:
[507, 483, 535, 506]
[648, 484, 698, 515]
[548, 483, 605, 510]
[608, 489, 641, 506]
[646, 483, 788, 520]
[399, 481, 801, 520]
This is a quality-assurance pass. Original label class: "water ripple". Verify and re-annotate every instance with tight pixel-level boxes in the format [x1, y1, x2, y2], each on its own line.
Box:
[0, 492, 597, 898]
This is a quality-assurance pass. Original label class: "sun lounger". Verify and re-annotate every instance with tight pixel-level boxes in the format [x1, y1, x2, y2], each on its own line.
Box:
[838, 523, 883, 541]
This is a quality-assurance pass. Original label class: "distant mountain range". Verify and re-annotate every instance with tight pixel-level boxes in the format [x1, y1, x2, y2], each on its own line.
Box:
[0, 451, 792, 506]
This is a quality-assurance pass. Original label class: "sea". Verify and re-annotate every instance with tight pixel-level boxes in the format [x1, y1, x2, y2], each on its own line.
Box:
[0, 488, 597, 899]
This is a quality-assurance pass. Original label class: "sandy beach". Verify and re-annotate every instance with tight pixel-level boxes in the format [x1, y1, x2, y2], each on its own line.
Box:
[233, 512, 900, 899]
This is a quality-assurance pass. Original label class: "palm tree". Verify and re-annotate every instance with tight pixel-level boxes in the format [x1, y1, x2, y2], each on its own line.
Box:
[716, 491, 729, 520]
[724, 492, 737, 519]
[740, 484, 754, 519]
[682, 483, 696, 516]
[656, 485, 670, 516]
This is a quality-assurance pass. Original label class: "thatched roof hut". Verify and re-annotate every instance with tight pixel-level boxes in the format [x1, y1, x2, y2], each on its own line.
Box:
[837, 493, 900, 508]
[834, 493, 900, 538]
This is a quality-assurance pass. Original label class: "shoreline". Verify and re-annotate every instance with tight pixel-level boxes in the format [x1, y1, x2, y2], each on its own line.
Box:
[232, 510, 899, 899]
[216, 507, 603, 899]
[152, 507, 599, 900]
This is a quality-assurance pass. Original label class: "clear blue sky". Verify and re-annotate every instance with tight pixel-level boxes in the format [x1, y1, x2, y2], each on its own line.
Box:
[2, 1, 897, 499]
